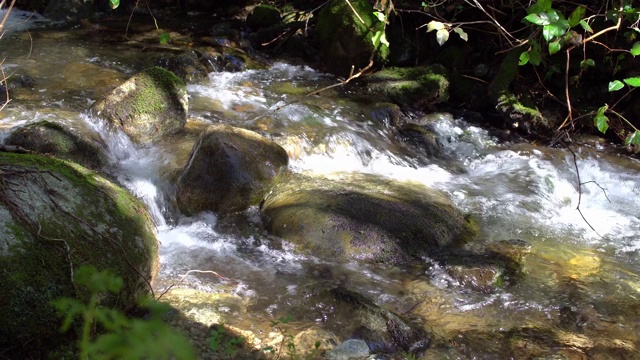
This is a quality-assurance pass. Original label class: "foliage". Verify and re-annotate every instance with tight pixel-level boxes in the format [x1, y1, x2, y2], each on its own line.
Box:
[52, 265, 196, 360]
[208, 324, 244, 358]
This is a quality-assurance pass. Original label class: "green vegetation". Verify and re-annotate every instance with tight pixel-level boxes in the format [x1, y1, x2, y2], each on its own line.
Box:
[53, 265, 196, 360]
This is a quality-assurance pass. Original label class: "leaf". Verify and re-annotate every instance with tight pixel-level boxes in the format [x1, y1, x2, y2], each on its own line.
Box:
[529, 44, 542, 65]
[579, 20, 593, 33]
[568, 6, 586, 27]
[519, 51, 530, 65]
[371, 30, 389, 48]
[538, 0, 552, 12]
[426, 21, 446, 32]
[623, 77, 640, 87]
[453, 27, 468, 41]
[608, 80, 624, 92]
[159, 32, 171, 44]
[626, 131, 640, 146]
[435, 28, 449, 46]
[580, 59, 595, 69]
[548, 39, 562, 55]
[543, 24, 562, 41]
[594, 105, 609, 134]
[110, 0, 120, 9]
[525, 13, 550, 26]
[631, 42, 640, 56]
[373, 11, 386, 22]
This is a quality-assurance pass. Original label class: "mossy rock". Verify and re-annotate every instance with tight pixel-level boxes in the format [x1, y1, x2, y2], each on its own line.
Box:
[161, 51, 209, 83]
[247, 5, 281, 30]
[176, 124, 289, 216]
[317, 0, 389, 77]
[0, 153, 159, 358]
[92, 67, 188, 144]
[5, 120, 109, 170]
[367, 65, 449, 108]
[260, 172, 477, 264]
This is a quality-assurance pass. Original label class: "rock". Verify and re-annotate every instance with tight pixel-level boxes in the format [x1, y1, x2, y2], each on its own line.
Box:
[247, 5, 281, 30]
[329, 287, 429, 355]
[176, 124, 289, 215]
[293, 327, 338, 356]
[445, 263, 507, 293]
[92, 67, 188, 144]
[367, 65, 449, 109]
[326, 339, 370, 360]
[161, 51, 209, 83]
[5, 120, 109, 170]
[260, 172, 477, 264]
[0, 153, 159, 358]
[317, 0, 389, 77]
[397, 123, 441, 158]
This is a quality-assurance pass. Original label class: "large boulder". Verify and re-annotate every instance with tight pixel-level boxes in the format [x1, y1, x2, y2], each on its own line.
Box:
[260, 172, 477, 264]
[317, 0, 389, 77]
[0, 152, 159, 358]
[175, 124, 289, 216]
[92, 67, 188, 144]
[5, 120, 109, 170]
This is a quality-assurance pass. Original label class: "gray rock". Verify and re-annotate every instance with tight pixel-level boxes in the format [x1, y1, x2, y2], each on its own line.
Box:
[176, 124, 288, 215]
[326, 339, 370, 360]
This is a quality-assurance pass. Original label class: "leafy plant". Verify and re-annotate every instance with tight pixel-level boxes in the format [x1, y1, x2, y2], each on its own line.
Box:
[208, 324, 244, 358]
[52, 265, 196, 360]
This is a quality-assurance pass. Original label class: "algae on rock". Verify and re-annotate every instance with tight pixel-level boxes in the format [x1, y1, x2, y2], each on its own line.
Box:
[92, 66, 188, 144]
[0, 153, 159, 358]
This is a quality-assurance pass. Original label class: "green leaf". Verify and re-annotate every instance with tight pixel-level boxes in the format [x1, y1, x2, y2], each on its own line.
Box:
[543, 22, 567, 42]
[110, 0, 120, 9]
[435, 28, 449, 46]
[594, 105, 609, 134]
[626, 131, 640, 145]
[529, 44, 542, 65]
[538, 0, 552, 12]
[623, 77, 640, 87]
[631, 42, 640, 56]
[371, 30, 389, 48]
[608, 80, 624, 91]
[579, 20, 593, 33]
[453, 27, 468, 41]
[548, 39, 562, 54]
[580, 59, 595, 69]
[159, 32, 171, 44]
[568, 6, 586, 27]
[426, 20, 446, 32]
[519, 51, 530, 65]
[525, 13, 550, 26]
[373, 11, 386, 22]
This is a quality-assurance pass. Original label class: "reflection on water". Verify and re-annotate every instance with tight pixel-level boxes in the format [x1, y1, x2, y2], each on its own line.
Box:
[1, 19, 639, 357]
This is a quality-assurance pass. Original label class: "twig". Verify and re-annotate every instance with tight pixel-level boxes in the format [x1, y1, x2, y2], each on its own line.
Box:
[178, 269, 232, 283]
[565, 142, 604, 237]
[344, 0, 365, 25]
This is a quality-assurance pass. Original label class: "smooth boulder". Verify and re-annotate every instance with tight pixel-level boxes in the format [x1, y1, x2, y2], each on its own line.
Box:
[0, 153, 159, 358]
[92, 67, 188, 144]
[260, 172, 477, 264]
[5, 120, 109, 170]
[176, 124, 288, 215]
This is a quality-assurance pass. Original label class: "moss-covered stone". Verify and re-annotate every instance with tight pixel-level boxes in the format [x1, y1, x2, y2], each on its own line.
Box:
[92, 67, 188, 144]
[260, 172, 477, 264]
[176, 124, 289, 215]
[0, 153, 159, 358]
[317, 0, 389, 77]
[247, 5, 281, 30]
[367, 65, 449, 108]
[5, 120, 109, 170]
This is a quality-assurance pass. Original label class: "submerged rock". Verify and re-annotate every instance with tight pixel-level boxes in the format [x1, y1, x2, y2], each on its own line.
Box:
[5, 120, 109, 170]
[176, 124, 289, 215]
[260, 172, 477, 264]
[0, 153, 159, 358]
[92, 67, 188, 144]
[326, 339, 370, 360]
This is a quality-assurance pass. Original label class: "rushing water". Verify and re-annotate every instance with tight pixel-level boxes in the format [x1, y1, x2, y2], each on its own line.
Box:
[1, 14, 640, 358]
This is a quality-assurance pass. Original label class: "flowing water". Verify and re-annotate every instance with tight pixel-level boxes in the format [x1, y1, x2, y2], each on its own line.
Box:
[2, 13, 640, 358]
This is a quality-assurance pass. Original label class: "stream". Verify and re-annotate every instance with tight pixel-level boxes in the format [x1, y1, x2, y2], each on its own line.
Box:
[1, 11, 640, 359]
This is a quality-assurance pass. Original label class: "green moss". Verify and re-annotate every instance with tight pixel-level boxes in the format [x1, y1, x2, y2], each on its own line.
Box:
[368, 65, 449, 106]
[0, 153, 158, 356]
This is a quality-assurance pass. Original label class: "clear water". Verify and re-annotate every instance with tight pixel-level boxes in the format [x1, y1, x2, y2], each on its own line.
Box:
[1, 15, 639, 357]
